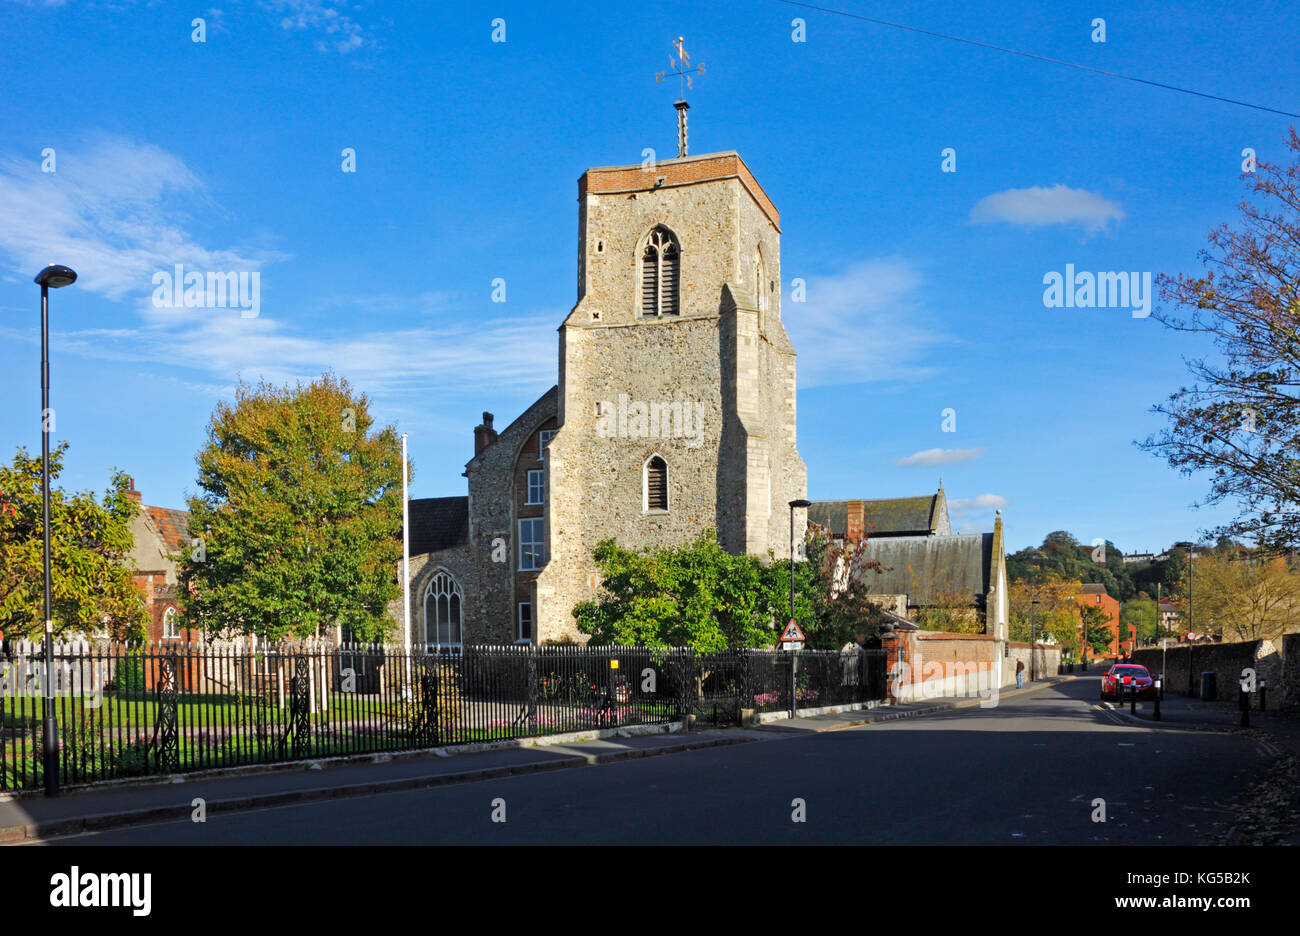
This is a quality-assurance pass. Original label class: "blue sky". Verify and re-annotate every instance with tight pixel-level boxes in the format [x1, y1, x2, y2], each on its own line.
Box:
[2, 0, 1297, 554]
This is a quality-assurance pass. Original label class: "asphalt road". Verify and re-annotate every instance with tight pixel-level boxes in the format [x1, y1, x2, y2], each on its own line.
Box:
[47, 673, 1271, 845]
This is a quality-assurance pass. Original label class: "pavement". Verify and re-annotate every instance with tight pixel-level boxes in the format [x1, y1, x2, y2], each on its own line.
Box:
[0, 675, 1073, 844]
[1103, 680, 1300, 845]
[1102, 682, 1300, 751]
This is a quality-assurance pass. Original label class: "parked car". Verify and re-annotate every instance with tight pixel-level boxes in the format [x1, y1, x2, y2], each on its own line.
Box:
[1101, 664, 1156, 701]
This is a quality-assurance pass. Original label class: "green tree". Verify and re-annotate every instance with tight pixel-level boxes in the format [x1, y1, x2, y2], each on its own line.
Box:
[0, 443, 148, 641]
[1079, 603, 1114, 655]
[179, 375, 403, 641]
[572, 526, 887, 651]
[783, 524, 888, 648]
[1121, 597, 1158, 645]
[572, 533, 774, 650]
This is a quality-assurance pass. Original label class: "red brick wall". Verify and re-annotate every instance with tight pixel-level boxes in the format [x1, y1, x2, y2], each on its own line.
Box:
[581, 152, 780, 229]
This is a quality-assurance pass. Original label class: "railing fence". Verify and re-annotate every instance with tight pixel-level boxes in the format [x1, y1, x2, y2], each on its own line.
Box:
[0, 639, 886, 791]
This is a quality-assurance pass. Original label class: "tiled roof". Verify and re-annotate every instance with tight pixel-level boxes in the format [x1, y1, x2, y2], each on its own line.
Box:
[809, 495, 939, 537]
[853, 533, 993, 604]
[408, 497, 469, 555]
[1080, 583, 1109, 595]
[145, 506, 190, 554]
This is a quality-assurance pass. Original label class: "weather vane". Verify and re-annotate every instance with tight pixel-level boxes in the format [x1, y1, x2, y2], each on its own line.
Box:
[655, 37, 706, 158]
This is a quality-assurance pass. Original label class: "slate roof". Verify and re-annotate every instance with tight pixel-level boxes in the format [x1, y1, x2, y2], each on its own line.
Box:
[144, 506, 190, 554]
[853, 533, 993, 605]
[1080, 583, 1109, 595]
[808, 495, 940, 538]
[408, 496, 469, 555]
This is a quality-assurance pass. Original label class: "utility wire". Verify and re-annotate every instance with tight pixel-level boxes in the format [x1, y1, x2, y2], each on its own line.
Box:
[775, 0, 1300, 119]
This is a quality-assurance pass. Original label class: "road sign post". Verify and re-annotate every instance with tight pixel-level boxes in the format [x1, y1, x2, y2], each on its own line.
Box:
[780, 620, 805, 717]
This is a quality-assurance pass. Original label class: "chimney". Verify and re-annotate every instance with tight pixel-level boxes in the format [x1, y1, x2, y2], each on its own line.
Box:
[675, 99, 690, 158]
[474, 412, 498, 456]
[846, 500, 864, 544]
[125, 476, 142, 502]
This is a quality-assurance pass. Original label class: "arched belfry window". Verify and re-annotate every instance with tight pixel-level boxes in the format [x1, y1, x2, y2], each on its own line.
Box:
[645, 454, 669, 512]
[640, 226, 680, 317]
[423, 571, 462, 648]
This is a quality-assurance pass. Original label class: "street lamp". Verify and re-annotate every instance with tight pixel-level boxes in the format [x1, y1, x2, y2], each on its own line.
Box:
[1030, 599, 1039, 681]
[34, 263, 76, 798]
[787, 499, 812, 625]
[1068, 594, 1084, 670]
[1173, 541, 1195, 641]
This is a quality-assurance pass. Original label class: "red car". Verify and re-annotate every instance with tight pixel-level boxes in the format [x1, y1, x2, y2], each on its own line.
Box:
[1101, 664, 1156, 701]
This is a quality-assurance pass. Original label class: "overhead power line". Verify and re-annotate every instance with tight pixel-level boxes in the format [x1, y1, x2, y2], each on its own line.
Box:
[775, 0, 1300, 119]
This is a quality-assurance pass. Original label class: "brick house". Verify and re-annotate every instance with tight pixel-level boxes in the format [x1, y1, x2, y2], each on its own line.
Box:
[124, 480, 196, 645]
[1075, 583, 1131, 657]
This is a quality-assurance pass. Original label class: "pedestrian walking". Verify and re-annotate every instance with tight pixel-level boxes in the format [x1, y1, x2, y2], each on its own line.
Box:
[1015, 657, 1025, 689]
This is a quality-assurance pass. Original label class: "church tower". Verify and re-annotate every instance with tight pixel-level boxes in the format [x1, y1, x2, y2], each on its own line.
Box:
[535, 150, 808, 641]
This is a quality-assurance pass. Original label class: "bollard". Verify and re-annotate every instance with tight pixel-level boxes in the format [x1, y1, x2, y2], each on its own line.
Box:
[1159, 673, 1165, 701]
[1130, 683, 1136, 715]
[1240, 686, 1250, 727]
[1153, 684, 1161, 721]
[1260, 681, 1267, 712]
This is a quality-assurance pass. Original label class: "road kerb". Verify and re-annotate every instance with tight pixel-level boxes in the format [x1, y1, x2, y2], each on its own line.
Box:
[6, 734, 753, 844]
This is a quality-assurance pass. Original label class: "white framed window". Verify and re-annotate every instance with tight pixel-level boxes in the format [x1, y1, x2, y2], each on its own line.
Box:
[518, 518, 546, 571]
[517, 601, 533, 643]
[162, 606, 180, 639]
[423, 571, 463, 648]
[644, 454, 669, 512]
[640, 225, 680, 317]
[526, 469, 545, 505]
[538, 429, 555, 450]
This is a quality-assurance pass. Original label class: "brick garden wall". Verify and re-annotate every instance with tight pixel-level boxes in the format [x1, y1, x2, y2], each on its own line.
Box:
[1008, 641, 1062, 685]
[1130, 639, 1289, 704]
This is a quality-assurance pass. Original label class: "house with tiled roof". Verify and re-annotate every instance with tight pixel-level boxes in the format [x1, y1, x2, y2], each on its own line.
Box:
[807, 486, 950, 540]
[808, 484, 1009, 643]
[124, 480, 197, 644]
[1075, 583, 1129, 657]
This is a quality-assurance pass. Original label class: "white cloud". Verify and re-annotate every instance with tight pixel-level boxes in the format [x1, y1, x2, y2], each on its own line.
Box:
[894, 447, 986, 467]
[785, 258, 949, 388]
[269, 0, 372, 54]
[0, 135, 274, 301]
[949, 493, 1009, 534]
[948, 493, 1009, 510]
[0, 136, 555, 402]
[969, 184, 1124, 234]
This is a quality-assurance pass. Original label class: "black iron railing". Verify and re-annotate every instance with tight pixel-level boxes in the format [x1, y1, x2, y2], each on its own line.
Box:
[0, 640, 887, 790]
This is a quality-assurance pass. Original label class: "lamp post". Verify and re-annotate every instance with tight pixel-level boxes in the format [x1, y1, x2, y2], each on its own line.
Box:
[34, 263, 77, 798]
[787, 499, 811, 717]
[1069, 594, 1083, 670]
[1030, 599, 1039, 681]
[787, 499, 812, 624]
[1173, 542, 1195, 640]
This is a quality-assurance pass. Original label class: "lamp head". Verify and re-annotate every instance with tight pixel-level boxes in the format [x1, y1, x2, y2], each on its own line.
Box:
[34, 264, 77, 288]
[788, 499, 812, 509]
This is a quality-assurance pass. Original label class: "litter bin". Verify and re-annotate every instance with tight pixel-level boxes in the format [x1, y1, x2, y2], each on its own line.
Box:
[1200, 671, 1217, 701]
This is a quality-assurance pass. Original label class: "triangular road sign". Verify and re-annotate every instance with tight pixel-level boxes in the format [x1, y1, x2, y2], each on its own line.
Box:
[780, 620, 805, 642]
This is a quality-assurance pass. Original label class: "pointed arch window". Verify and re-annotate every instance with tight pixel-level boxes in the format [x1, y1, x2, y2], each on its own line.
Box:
[640, 226, 680, 317]
[423, 571, 462, 649]
[645, 455, 669, 512]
